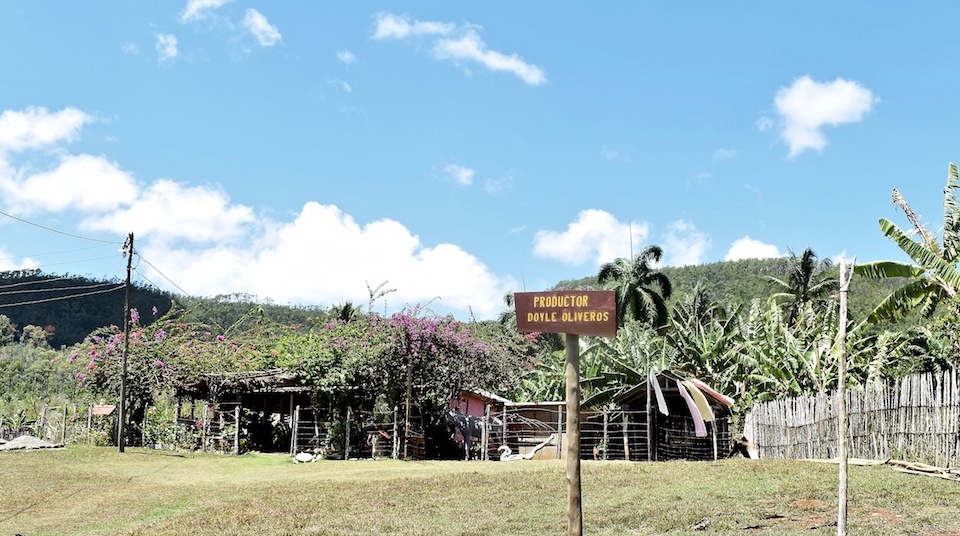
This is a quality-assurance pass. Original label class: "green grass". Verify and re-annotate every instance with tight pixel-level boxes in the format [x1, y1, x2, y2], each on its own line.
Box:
[2, 446, 959, 535]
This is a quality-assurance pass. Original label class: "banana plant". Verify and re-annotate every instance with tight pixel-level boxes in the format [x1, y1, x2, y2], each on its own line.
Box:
[855, 162, 960, 324]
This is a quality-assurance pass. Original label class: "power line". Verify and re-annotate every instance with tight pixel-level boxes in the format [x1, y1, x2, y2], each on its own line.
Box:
[0, 275, 76, 289]
[0, 243, 118, 263]
[0, 282, 119, 297]
[134, 253, 190, 296]
[0, 284, 124, 308]
[0, 209, 122, 244]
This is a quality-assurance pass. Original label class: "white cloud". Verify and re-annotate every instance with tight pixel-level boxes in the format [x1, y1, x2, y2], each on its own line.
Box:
[713, 148, 736, 160]
[442, 164, 475, 187]
[121, 42, 139, 55]
[180, 0, 231, 23]
[725, 237, 781, 261]
[771, 75, 877, 157]
[337, 50, 356, 64]
[533, 209, 647, 266]
[373, 13, 546, 86]
[433, 30, 546, 86]
[82, 179, 256, 243]
[156, 33, 178, 63]
[0, 105, 513, 320]
[0, 106, 92, 153]
[1, 154, 138, 214]
[371, 13, 455, 40]
[143, 202, 511, 318]
[662, 220, 710, 266]
[0, 248, 38, 272]
[243, 9, 281, 47]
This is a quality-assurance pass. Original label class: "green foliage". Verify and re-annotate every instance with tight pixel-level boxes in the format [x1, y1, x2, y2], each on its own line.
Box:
[597, 245, 673, 329]
[855, 163, 960, 325]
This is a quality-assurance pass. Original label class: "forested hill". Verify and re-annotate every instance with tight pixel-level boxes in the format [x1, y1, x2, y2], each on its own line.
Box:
[0, 270, 324, 349]
[556, 257, 910, 326]
[0, 257, 911, 349]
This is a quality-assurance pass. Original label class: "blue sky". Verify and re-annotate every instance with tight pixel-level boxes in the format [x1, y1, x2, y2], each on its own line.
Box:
[1, 2, 959, 320]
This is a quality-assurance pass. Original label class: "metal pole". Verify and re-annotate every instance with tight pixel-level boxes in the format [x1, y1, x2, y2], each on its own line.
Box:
[564, 333, 582, 536]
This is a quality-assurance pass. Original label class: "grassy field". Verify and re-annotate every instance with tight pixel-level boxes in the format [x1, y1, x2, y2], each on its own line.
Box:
[1, 446, 959, 535]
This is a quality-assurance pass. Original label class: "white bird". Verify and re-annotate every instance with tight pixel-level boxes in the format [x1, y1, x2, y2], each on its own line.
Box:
[498, 434, 556, 461]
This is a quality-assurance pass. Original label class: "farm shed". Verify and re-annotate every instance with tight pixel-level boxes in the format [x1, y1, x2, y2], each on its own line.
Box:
[613, 370, 734, 461]
[178, 368, 312, 453]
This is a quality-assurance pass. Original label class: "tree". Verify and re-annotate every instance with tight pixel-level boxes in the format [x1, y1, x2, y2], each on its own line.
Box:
[765, 247, 839, 326]
[855, 163, 960, 323]
[597, 245, 673, 330]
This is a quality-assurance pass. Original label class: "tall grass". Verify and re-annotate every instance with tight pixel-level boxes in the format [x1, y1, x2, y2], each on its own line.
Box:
[1, 446, 958, 535]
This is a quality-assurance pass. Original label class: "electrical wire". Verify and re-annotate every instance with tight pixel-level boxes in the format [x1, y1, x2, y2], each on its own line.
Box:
[0, 243, 118, 263]
[0, 209, 122, 245]
[0, 282, 119, 297]
[0, 275, 76, 289]
[0, 284, 124, 308]
[134, 253, 190, 296]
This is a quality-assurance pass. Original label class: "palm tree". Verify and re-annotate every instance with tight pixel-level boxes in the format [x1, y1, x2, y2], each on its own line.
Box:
[765, 247, 839, 326]
[855, 162, 960, 323]
[597, 245, 673, 330]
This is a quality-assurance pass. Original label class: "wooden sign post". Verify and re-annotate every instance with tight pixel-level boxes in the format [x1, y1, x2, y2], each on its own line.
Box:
[515, 290, 617, 536]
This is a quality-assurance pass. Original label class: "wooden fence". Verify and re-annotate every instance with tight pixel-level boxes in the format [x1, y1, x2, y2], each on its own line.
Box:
[743, 370, 960, 466]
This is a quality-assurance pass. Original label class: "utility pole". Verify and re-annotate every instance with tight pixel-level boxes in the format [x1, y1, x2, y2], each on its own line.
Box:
[117, 233, 133, 453]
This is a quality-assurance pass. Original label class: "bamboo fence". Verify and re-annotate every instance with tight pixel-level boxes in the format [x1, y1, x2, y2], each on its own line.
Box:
[743, 370, 960, 466]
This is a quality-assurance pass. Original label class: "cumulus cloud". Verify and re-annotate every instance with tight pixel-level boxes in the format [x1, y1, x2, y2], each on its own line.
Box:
[0, 106, 92, 153]
[442, 164, 475, 187]
[243, 9, 281, 47]
[156, 33, 178, 63]
[180, 0, 231, 23]
[662, 220, 710, 266]
[725, 237, 781, 261]
[769, 75, 877, 157]
[0, 154, 139, 214]
[372, 13, 546, 86]
[0, 105, 513, 320]
[143, 202, 510, 318]
[82, 179, 256, 243]
[337, 50, 356, 64]
[533, 209, 647, 266]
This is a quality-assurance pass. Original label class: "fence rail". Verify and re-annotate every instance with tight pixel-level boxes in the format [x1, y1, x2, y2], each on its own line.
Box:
[743, 370, 960, 466]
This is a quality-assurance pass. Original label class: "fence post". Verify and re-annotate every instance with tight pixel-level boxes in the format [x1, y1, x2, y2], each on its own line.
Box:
[602, 407, 608, 461]
[392, 405, 399, 459]
[233, 405, 240, 455]
[482, 404, 490, 461]
[292, 405, 300, 454]
[142, 405, 149, 448]
[622, 411, 630, 461]
[345, 407, 352, 460]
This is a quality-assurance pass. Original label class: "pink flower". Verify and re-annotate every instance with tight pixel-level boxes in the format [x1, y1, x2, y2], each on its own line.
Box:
[154, 360, 165, 367]
[216, 334, 225, 342]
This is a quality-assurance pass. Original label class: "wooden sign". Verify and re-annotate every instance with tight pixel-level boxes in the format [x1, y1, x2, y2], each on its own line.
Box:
[514, 290, 617, 338]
